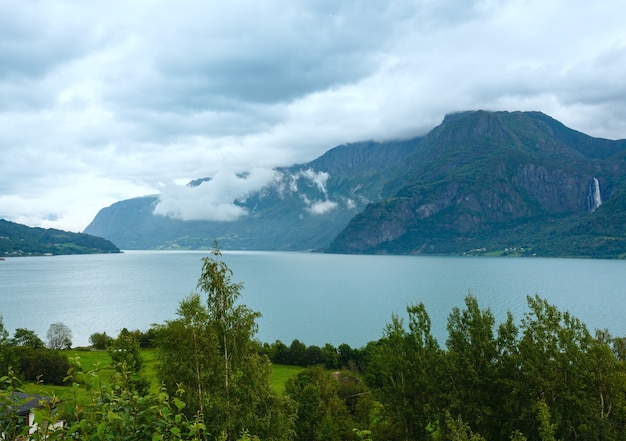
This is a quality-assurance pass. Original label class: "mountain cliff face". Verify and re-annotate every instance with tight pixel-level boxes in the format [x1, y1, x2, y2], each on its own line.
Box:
[85, 110, 626, 258]
[327, 111, 626, 257]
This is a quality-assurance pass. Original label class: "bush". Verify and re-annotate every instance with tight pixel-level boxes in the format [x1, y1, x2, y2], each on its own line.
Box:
[16, 347, 70, 385]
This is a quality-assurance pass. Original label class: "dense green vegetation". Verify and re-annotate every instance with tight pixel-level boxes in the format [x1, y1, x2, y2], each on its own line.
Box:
[0, 219, 120, 256]
[2, 251, 626, 440]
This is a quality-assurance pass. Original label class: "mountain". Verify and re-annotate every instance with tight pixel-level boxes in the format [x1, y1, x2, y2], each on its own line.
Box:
[0, 219, 121, 256]
[85, 110, 626, 258]
[327, 111, 626, 258]
[84, 138, 422, 250]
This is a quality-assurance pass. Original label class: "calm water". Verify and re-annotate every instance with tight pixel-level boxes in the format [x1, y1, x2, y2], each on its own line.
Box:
[0, 251, 625, 348]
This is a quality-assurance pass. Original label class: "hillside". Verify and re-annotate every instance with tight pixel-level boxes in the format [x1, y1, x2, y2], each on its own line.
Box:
[85, 110, 626, 258]
[327, 111, 626, 257]
[0, 219, 121, 256]
[84, 139, 422, 250]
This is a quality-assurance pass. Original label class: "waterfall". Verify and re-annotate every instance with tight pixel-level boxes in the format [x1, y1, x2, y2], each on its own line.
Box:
[588, 177, 602, 212]
[593, 178, 602, 209]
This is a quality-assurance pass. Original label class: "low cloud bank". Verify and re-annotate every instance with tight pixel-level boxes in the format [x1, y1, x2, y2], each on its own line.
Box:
[154, 167, 343, 222]
[153, 168, 277, 221]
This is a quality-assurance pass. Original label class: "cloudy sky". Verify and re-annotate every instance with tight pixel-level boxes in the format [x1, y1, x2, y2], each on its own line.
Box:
[1, 0, 626, 232]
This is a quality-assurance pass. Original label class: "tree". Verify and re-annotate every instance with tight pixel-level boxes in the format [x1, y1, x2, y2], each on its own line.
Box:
[89, 331, 113, 349]
[11, 328, 45, 349]
[197, 247, 260, 394]
[366, 303, 443, 441]
[514, 295, 626, 440]
[287, 339, 307, 365]
[444, 294, 500, 439]
[0, 315, 17, 375]
[108, 328, 149, 394]
[286, 366, 354, 441]
[109, 328, 143, 373]
[46, 322, 72, 350]
[157, 293, 218, 416]
[157, 245, 296, 440]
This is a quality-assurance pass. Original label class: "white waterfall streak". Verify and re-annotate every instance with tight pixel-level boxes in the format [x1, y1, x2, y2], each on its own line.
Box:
[589, 177, 603, 212]
[593, 178, 602, 210]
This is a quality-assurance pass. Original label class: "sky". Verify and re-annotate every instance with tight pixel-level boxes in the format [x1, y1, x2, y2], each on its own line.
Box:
[1, 0, 626, 232]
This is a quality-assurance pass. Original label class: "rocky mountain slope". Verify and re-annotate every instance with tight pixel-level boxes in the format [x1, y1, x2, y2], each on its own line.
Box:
[328, 111, 626, 257]
[85, 110, 626, 258]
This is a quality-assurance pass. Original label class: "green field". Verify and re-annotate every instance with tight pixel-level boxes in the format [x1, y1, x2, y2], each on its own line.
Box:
[269, 364, 304, 394]
[20, 349, 302, 405]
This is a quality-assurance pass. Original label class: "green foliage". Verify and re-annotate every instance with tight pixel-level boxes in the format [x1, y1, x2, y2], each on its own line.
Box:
[285, 366, 372, 441]
[441, 412, 487, 441]
[0, 371, 29, 440]
[15, 361, 208, 440]
[108, 328, 149, 395]
[156, 245, 296, 440]
[534, 399, 558, 441]
[16, 347, 70, 385]
[260, 339, 346, 369]
[11, 327, 46, 349]
[109, 328, 143, 373]
[156, 292, 219, 416]
[444, 295, 500, 439]
[0, 218, 120, 256]
[361, 295, 626, 441]
[89, 331, 113, 349]
[366, 303, 443, 440]
[0, 315, 17, 376]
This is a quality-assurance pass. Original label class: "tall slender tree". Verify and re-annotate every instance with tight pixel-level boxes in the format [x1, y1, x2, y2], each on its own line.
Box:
[157, 245, 295, 440]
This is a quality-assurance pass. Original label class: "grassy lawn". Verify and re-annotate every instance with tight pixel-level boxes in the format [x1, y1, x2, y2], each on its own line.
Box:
[21, 349, 114, 406]
[20, 349, 302, 405]
[271, 364, 304, 394]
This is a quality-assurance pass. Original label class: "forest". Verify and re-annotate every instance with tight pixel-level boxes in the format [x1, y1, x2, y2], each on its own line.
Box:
[2, 248, 626, 440]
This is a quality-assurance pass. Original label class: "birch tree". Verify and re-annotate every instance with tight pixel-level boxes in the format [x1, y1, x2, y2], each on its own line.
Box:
[158, 245, 295, 440]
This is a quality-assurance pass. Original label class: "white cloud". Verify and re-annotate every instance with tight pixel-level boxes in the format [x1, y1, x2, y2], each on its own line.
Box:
[153, 168, 277, 221]
[0, 0, 625, 231]
[306, 200, 339, 215]
[300, 169, 330, 196]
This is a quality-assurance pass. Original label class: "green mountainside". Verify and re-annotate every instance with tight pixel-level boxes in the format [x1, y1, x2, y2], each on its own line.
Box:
[0, 219, 121, 256]
[85, 110, 626, 258]
[328, 111, 626, 257]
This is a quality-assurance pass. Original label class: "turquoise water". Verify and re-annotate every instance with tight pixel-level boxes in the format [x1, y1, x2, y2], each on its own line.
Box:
[0, 251, 625, 347]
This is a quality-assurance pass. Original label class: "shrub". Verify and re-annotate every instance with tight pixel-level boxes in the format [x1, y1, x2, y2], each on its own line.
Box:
[16, 347, 70, 385]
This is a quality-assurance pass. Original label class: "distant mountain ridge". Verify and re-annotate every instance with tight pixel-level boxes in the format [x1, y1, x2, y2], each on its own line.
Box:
[85, 138, 421, 251]
[0, 219, 120, 256]
[85, 110, 626, 258]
